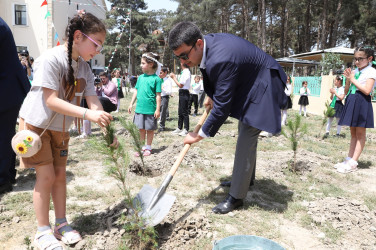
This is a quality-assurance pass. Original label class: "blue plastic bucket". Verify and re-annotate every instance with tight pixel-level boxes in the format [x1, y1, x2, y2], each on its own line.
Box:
[212, 235, 285, 250]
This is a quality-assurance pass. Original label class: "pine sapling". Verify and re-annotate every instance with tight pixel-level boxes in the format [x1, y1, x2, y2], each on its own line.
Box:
[320, 101, 336, 138]
[88, 123, 158, 249]
[281, 113, 307, 172]
[119, 118, 145, 170]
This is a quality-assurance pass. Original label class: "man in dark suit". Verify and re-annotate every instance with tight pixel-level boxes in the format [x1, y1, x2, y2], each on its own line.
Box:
[169, 22, 287, 214]
[0, 18, 31, 194]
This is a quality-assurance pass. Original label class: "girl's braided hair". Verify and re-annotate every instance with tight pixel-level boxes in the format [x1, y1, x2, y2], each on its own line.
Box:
[64, 12, 106, 87]
[355, 46, 376, 69]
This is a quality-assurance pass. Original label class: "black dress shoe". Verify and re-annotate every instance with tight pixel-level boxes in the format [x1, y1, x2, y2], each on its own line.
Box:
[0, 182, 13, 195]
[212, 195, 243, 214]
[220, 180, 254, 187]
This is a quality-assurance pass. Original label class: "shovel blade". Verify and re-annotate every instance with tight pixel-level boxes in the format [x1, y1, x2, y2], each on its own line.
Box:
[133, 184, 176, 227]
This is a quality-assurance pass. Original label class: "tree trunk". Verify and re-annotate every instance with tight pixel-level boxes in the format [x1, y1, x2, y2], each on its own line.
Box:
[280, 0, 288, 57]
[257, 0, 262, 46]
[261, 0, 266, 51]
[316, 18, 321, 50]
[240, 0, 249, 40]
[303, 0, 311, 52]
[284, 6, 289, 56]
[320, 0, 328, 49]
[269, 9, 273, 55]
[330, 0, 342, 48]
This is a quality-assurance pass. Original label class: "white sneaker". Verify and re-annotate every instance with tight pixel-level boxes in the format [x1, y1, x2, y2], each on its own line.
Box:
[172, 128, 182, 134]
[178, 129, 188, 136]
[333, 157, 351, 168]
[77, 133, 88, 139]
[259, 131, 272, 137]
[337, 159, 358, 173]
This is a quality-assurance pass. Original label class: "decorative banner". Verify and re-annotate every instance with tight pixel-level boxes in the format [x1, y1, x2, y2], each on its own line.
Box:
[105, 10, 131, 71]
[44, 10, 51, 19]
[41, 0, 60, 46]
[41, 0, 47, 7]
[40, 0, 131, 54]
[47, 0, 131, 10]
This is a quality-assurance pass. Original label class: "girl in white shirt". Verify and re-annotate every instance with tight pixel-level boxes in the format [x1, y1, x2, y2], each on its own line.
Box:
[325, 75, 345, 136]
[298, 81, 310, 116]
[336, 46, 376, 173]
[281, 76, 292, 126]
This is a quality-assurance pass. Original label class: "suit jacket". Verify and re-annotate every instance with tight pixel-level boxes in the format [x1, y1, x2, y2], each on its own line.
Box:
[201, 33, 287, 136]
[0, 18, 30, 113]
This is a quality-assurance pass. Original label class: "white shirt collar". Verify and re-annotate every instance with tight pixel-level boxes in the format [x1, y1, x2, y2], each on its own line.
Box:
[199, 38, 207, 69]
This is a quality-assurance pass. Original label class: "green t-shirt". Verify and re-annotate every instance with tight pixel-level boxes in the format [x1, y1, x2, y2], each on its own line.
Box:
[135, 74, 162, 115]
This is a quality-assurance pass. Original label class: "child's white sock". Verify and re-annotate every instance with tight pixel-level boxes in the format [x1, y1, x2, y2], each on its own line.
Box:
[145, 145, 152, 151]
[281, 110, 287, 125]
[326, 117, 333, 133]
[55, 218, 74, 235]
[336, 118, 341, 134]
[83, 120, 91, 135]
[116, 99, 120, 112]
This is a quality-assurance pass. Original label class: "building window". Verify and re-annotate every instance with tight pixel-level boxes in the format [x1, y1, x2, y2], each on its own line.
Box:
[15, 5, 27, 25]
[95, 60, 98, 65]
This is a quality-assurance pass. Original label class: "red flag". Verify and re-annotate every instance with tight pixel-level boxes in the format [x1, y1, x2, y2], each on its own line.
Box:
[57, 41, 60, 46]
[41, 0, 47, 7]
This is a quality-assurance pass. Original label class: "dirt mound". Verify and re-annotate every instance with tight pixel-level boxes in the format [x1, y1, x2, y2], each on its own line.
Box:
[157, 207, 210, 249]
[129, 141, 211, 177]
[304, 197, 376, 248]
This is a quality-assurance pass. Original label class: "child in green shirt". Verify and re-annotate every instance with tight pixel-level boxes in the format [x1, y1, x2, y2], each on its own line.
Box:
[128, 52, 162, 156]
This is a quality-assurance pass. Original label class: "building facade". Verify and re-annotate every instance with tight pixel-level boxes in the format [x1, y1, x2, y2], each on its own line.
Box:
[0, 0, 107, 72]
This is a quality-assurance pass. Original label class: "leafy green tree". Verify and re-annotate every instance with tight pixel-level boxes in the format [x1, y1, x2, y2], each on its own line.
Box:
[102, 0, 376, 73]
[320, 53, 344, 75]
[104, 0, 160, 75]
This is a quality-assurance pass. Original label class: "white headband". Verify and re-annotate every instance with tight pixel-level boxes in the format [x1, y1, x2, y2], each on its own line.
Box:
[143, 53, 163, 75]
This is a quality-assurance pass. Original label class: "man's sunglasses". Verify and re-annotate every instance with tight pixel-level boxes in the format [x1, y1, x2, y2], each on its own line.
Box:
[174, 41, 197, 60]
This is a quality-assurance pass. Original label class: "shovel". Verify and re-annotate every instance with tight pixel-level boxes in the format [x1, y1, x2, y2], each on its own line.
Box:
[133, 108, 210, 227]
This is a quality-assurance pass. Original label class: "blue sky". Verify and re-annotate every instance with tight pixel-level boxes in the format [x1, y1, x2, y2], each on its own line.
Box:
[144, 0, 178, 12]
[105, 0, 178, 12]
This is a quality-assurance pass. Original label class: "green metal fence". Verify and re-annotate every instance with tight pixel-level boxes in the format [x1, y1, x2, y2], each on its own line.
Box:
[293, 76, 322, 97]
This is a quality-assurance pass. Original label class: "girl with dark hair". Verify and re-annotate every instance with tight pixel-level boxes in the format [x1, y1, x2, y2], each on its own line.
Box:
[335, 46, 376, 173]
[298, 81, 310, 116]
[281, 75, 293, 126]
[325, 75, 345, 137]
[18, 11, 118, 248]
[128, 52, 162, 156]
[112, 68, 124, 112]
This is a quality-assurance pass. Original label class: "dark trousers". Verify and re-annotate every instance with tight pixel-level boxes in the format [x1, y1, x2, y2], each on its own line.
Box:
[159, 95, 170, 129]
[229, 121, 261, 199]
[178, 89, 190, 130]
[189, 94, 198, 115]
[0, 105, 21, 185]
[98, 96, 117, 113]
[198, 90, 206, 108]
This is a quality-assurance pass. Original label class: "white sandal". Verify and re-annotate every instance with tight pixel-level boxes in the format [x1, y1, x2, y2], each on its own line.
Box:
[54, 222, 82, 245]
[34, 229, 63, 250]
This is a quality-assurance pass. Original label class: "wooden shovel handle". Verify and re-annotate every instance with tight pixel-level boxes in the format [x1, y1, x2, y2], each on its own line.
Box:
[168, 107, 211, 177]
